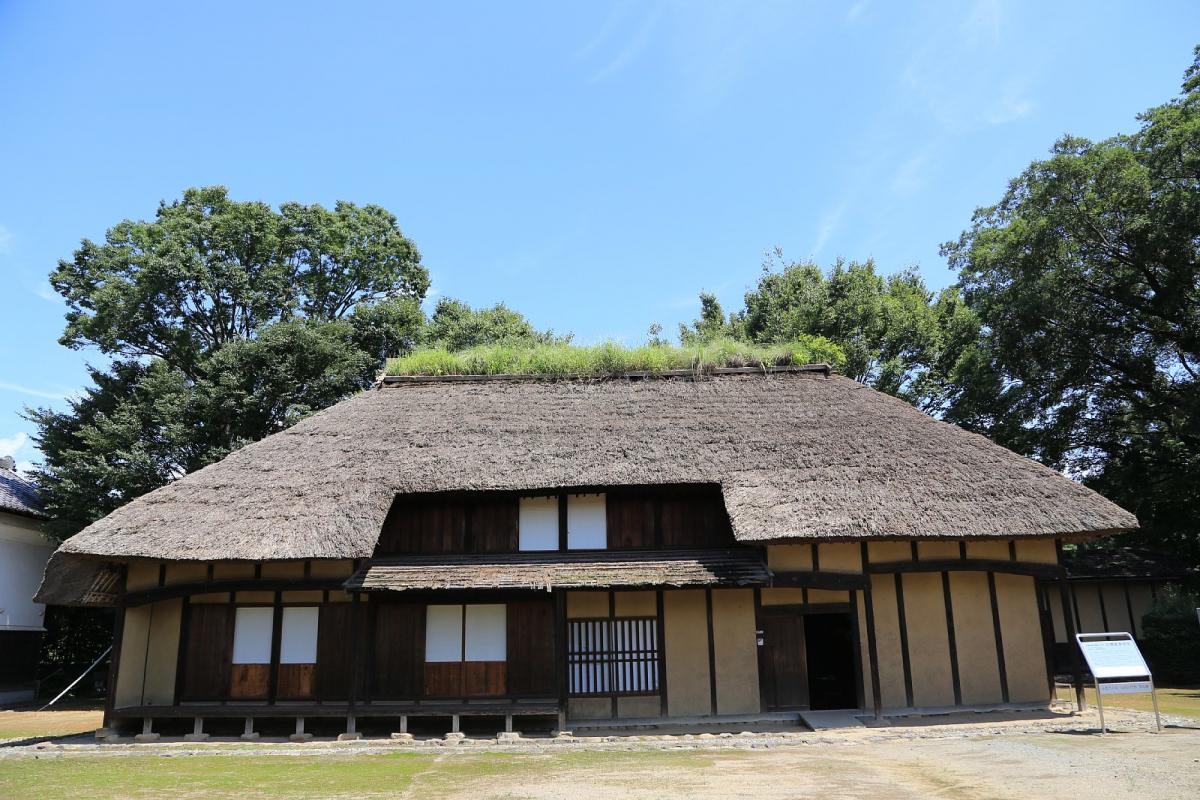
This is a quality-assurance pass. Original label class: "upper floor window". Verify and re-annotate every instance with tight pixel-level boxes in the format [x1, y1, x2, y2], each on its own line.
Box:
[375, 485, 731, 556]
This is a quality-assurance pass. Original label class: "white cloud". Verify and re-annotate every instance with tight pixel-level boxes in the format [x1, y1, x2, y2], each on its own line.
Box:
[0, 432, 28, 459]
[589, 4, 663, 83]
[891, 148, 933, 195]
[0, 381, 69, 401]
[845, 1, 869, 22]
[33, 282, 59, 302]
[812, 201, 848, 257]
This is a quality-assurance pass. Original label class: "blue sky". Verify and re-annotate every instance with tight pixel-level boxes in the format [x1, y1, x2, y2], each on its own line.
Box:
[1, 1, 1197, 470]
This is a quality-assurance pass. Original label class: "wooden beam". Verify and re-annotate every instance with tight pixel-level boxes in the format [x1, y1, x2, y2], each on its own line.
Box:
[866, 559, 1060, 580]
[986, 572, 1010, 704]
[656, 589, 668, 717]
[102, 592, 127, 729]
[941, 572, 962, 706]
[770, 571, 870, 591]
[120, 578, 346, 607]
[894, 572, 914, 708]
[705, 588, 718, 716]
[1055, 541, 1085, 709]
[860, 544, 882, 718]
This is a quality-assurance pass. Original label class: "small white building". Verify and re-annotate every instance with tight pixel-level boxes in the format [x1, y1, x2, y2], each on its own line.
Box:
[0, 456, 52, 704]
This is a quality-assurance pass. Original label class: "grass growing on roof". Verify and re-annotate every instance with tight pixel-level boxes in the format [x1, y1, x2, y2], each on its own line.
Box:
[385, 336, 844, 377]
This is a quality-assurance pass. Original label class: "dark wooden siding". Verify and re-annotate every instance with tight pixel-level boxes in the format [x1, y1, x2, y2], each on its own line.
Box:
[276, 664, 315, 699]
[179, 604, 233, 701]
[660, 492, 729, 548]
[371, 602, 425, 698]
[607, 494, 656, 548]
[463, 662, 506, 696]
[316, 604, 354, 700]
[468, 498, 519, 553]
[377, 499, 467, 555]
[423, 662, 463, 696]
[506, 599, 556, 696]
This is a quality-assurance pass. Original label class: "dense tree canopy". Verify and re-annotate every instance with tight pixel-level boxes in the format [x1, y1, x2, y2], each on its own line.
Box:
[423, 298, 570, 350]
[681, 252, 983, 413]
[31, 187, 558, 547]
[942, 47, 1200, 561]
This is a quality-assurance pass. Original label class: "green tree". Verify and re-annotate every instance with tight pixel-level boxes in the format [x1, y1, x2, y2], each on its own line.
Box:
[942, 47, 1200, 562]
[424, 297, 569, 350]
[32, 187, 430, 541]
[683, 252, 983, 413]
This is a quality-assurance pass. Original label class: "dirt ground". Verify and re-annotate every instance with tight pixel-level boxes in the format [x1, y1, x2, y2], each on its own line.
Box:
[2, 707, 1198, 799]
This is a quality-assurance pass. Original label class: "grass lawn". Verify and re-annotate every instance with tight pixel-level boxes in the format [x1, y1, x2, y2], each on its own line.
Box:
[1080, 686, 1200, 720]
[0, 750, 709, 800]
[0, 706, 103, 741]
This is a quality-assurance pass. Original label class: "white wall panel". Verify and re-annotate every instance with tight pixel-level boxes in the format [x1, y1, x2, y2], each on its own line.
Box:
[279, 607, 319, 664]
[567, 494, 607, 550]
[464, 604, 507, 661]
[519, 496, 559, 551]
[425, 604, 463, 662]
[232, 607, 274, 664]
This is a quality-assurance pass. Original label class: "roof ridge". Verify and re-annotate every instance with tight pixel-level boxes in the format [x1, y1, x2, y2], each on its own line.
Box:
[377, 363, 832, 387]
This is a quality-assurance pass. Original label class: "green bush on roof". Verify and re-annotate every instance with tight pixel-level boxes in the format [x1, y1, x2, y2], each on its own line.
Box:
[385, 336, 845, 377]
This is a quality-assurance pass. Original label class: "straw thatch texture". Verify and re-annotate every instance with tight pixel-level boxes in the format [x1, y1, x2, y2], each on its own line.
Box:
[39, 368, 1137, 604]
[347, 548, 770, 591]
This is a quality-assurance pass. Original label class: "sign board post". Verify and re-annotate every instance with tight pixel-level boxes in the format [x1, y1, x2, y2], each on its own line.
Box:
[1075, 632, 1161, 734]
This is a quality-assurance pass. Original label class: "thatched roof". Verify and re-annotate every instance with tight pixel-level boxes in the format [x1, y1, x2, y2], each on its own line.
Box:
[38, 367, 1137, 605]
[347, 549, 770, 592]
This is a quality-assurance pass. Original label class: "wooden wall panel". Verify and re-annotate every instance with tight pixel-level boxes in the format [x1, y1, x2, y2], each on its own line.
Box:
[317, 604, 353, 699]
[378, 499, 466, 554]
[660, 494, 729, 548]
[276, 664, 316, 700]
[607, 494, 656, 548]
[468, 498, 519, 553]
[507, 599, 556, 696]
[180, 604, 233, 701]
[463, 662, 507, 696]
[424, 662, 463, 696]
[230, 664, 270, 700]
[372, 603, 425, 698]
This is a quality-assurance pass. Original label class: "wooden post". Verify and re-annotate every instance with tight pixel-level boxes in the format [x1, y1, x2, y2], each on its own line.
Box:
[554, 590, 568, 721]
[705, 588, 718, 716]
[941, 571, 962, 706]
[986, 571, 1010, 704]
[194, 717, 204, 736]
[1056, 541, 1085, 710]
[656, 589, 669, 717]
[103, 595, 127, 729]
[346, 591, 364, 733]
[860, 544, 882, 718]
[894, 573, 914, 708]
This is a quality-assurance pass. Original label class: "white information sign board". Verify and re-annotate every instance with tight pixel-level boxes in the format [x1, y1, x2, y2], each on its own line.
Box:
[1074, 632, 1161, 733]
[1076, 637, 1151, 679]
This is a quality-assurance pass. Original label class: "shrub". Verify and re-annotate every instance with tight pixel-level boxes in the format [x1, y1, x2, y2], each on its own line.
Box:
[1139, 586, 1200, 684]
[385, 336, 845, 377]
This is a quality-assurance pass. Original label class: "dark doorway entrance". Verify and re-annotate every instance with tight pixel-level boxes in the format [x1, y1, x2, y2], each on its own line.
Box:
[803, 613, 858, 710]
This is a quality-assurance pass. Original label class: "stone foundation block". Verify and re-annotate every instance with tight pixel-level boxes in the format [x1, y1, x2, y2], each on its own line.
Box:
[184, 733, 210, 742]
[289, 732, 314, 743]
[337, 732, 363, 741]
[133, 733, 160, 743]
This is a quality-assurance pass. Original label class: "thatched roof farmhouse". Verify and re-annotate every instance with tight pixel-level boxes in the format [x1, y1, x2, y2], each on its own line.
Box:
[39, 366, 1137, 737]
